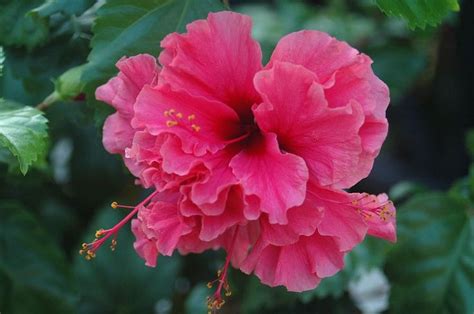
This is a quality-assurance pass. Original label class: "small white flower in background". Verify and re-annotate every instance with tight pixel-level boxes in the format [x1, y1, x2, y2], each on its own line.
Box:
[50, 137, 73, 184]
[348, 268, 390, 314]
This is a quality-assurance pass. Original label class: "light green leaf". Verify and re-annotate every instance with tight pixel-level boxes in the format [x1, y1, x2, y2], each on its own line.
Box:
[376, 0, 460, 29]
[48, 64, 87, 104]
[0, 202, 77, 313]
[386, 193, 474, 313]
[82, 0, 226, 125]
[0, 100, 48, 174]
[0, 0, 49, 50]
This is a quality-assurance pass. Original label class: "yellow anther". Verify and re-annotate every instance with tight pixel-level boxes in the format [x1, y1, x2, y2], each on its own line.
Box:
[169, 109, 175, 115]
[225, 291, 232, 297]
[166, 120, 178, 127]
[176, 112, 183, 119]
[191, 124, 201, 132]
[95, 229, 105, 238]
[82, 243, 88, 249]
[207, 282, 213, 288]
[164, 110, 169, 117]
[85, 255, 91, 261]
[188, 114, 195, 121]
[217, 269, 222, 276]
[79, 249, 84, 255]
[111, 201, 118, 209]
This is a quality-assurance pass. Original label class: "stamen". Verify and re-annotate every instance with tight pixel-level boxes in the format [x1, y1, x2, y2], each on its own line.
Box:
[207, 226, 239, 313]
[191, 124, 201, 132]
[79, 191, 158, 261]
[111, 201, 135, 209]
[163, 109, 201, 132]
[166, 120, 178, 127]
[352, 195, 395, 223]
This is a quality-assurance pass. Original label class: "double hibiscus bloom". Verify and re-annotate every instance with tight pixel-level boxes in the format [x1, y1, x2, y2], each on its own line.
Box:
[91, 11, 396, 304]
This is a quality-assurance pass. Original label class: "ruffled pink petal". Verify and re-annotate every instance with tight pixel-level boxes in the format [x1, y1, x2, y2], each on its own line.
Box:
[158, 11, 262, 120]
[131, 219, 158, 267]
[96, 54, 160, 117]
[312, 186, 368, 251]
[241, 239, 321, 292]
[253, 62, 364, 187]
[133, 84, 241, 156]
[102, 113, 135, 154]
[303, 233, 344, 278]
[268, 32, 390, 188]
[241, 229, 345, 292]
[200, 187, 246, 241]
[268, 30, 358, 84]
[137, 201, 193, 256]
[261, 196, 323, 246]
[230, 132, 309, 224]
[159, 135, 203, 176]
[190, 146, 239, 206]
[324, 54, 389, 118]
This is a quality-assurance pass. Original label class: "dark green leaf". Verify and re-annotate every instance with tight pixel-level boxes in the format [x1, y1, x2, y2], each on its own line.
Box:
[74, 206, 182, 314]
[0, 100, 48, 174]
[82, 0, 226, 125]
[185, 284, 208, 314]
[466, 129, 474, 161]
[0, 46, 4, 78]
[0, 39, 88, 105]
[0, 202, 77, 313]
[0, 0, 49, 50]
[386, 192, 474, 314]
[29, 0, 96, 18]
[376, 0, 460, 29]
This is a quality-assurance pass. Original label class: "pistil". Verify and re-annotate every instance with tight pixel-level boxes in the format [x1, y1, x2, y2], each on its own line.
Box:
[206, 226, 240, 313]
[79, 190, 159, 260]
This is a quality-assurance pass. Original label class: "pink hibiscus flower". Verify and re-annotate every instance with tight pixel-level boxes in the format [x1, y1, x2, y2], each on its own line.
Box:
[82, 11, 396, 310]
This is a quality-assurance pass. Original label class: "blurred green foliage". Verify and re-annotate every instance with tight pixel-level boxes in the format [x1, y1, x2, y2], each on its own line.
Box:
[0, 0, 473, 313]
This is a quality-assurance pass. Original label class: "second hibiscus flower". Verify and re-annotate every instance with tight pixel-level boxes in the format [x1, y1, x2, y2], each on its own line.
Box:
[89, 10, 396, 310]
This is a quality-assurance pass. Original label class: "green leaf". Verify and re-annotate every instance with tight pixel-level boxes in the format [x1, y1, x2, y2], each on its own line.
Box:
[386, 192, 474, 313]
[0, 40, 88, 105]
[74, 205, 182, 314]
[29, 0, 95, 18]
[376, 0, 460, 29]
[82, 0, 226, 125]
[0, 46, 4, 78]
[466, 129, 474, 161]
[0, 0, 49, 50]
[0, 100, 48, 174]
[185, 284, 208, 314]
[0, 202, 77, 313]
